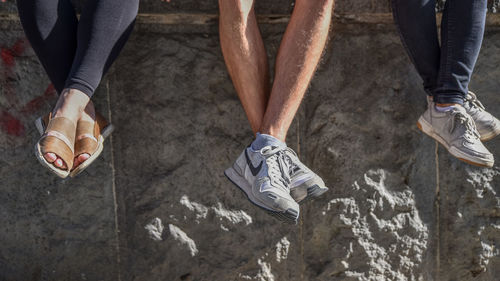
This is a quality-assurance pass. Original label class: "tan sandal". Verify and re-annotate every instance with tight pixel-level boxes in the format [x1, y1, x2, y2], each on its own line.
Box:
[70, 112, 114, 177]
[35, 112, 114, 178]
[34, 113, 75, 178]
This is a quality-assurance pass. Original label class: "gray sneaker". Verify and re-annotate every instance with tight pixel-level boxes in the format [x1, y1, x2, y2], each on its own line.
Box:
[225, 146, 300, 224]
[282, 148, 329, 204]
[417, 105, 494, 167]
[464, 92, 500, 141]
[427, 94, 500, 141]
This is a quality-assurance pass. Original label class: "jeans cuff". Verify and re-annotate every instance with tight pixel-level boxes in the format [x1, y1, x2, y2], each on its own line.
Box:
[433, 94, 464, 105]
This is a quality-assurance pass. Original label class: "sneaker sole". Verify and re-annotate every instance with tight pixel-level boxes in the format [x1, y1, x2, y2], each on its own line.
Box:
[480, 126, 500, 142]
[224, 167, 299, 224]
[417, 117, 494, 168]
[297, 185, 329, 204]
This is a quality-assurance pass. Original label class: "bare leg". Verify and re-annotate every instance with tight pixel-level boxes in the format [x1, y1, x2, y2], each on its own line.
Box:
[260, 0, 334, 141]
[219, 0, 270, 134]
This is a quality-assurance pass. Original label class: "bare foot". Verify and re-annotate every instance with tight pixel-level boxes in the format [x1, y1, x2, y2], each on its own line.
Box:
[42, 88, 89, 170]
[72, 100, 96, 170]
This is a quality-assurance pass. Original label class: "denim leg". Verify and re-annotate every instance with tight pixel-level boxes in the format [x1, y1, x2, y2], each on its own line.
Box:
[434, 0, 487, 105]
[391, 0, 440, 96]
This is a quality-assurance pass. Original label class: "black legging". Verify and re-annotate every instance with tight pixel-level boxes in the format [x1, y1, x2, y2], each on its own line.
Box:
[17, 0, 139, 97]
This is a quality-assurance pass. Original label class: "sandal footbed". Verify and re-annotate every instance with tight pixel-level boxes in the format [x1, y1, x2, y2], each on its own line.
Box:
[36, 116, 76, 174]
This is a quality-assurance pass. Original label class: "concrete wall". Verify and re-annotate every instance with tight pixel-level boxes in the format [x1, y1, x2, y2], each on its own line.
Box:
[1, 1, 500, 280]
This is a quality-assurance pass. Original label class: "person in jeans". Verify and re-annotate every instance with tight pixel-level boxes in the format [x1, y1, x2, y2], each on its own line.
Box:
[219, 0, 334, 223]
[391, 0, 500, 167]
[17, 0, 139, 178]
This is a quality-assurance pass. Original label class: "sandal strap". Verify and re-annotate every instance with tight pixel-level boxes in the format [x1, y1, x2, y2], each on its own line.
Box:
[40, 136, 74, 170]
[74, 112, 108, 157]
[45, 116, 76, 148]
[75, 120, 99, 156]
[76, 120, 98, 139]
[95, 112, 109, 135]
[74, 137, 98, 156]
[40, 115, 76, 171]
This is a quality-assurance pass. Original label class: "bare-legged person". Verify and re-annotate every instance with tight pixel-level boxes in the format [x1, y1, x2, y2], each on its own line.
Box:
[17, 0, 139, 178]
[219, 0, 334, 223]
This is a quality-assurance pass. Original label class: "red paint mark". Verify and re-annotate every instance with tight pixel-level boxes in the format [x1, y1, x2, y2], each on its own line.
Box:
[0, 38, 53, 137]
[0, 48, 15, 67]
[0, 39, 25, 67]
[1, 111, 25, 137]
[1, 39, 28, 108]
[21, 84, 57, 114]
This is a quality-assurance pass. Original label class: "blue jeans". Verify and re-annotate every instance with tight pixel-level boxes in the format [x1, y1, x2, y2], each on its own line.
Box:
[391, 0, 487, 105]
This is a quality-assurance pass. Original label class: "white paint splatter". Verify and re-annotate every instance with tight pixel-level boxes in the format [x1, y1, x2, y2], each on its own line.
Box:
[239, 254, 275, 281]
[144, 217, 164, 241]
[275, 237, 290, 263]
[179, 195, 209, 222]
[320, 169, 429, 281]
[179, 196, 252, 226]
[212, 202, 252, 225]
[256, 258, 275, 281]
[168, 224, 198, 256]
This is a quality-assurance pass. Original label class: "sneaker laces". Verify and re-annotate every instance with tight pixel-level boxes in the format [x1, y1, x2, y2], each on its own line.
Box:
[465, 91, 485, 112]
[261, 146, 291, 188]
[282, 148, 302, 177]
[449, 109, 480, 142]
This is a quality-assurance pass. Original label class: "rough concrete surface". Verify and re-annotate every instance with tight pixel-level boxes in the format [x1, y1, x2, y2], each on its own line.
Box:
[0, 0, 390, 15]
[2, 1, 500, 281]
[2, 0, 500, 15]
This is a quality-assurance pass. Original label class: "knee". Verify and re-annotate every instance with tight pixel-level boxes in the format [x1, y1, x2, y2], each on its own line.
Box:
[219, 0, 255, 19]
[129, 0, 140, 18]
[296, 0, 334, 13]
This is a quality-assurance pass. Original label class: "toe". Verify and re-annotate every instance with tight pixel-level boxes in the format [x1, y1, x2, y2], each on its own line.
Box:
[54, 158, 63, 168]
[73, 153, 90, 169]
[72, 157, 80, 169]
[44, 153, 57, 163]
[54, 158, 68, 170]
[78, 153, 90, 163]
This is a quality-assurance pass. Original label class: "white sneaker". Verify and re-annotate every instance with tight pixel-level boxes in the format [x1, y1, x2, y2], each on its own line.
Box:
[427, 94, 500, 141]
[417, 104, 494, 167]
[463, 92, 500, 141]
[282, 148, 328, 204]
[225, 146, 300, 224]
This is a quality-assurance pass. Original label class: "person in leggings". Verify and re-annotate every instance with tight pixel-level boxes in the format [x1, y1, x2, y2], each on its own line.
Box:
[17, 0, 139, 178]
[392, 0, 500, 167]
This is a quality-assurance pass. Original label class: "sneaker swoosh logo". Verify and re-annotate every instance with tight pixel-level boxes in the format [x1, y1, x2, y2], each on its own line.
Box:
[245, 149, 263, 176]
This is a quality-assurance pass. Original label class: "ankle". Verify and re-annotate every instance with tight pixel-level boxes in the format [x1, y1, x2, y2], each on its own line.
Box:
[52, 106, 81, 123]
[259, 127, 286, 143]
[52, 88, 91, 122]
[251, 132, 287, 151]
[80, 100, 96, 122]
